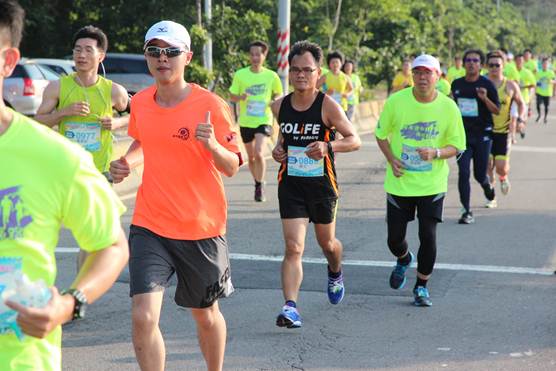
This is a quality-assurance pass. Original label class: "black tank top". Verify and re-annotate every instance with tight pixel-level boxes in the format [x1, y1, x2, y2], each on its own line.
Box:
[277, 91, 338, 197]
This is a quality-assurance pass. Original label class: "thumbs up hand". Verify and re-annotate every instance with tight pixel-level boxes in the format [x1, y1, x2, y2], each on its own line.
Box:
[196, 111, 218, 151]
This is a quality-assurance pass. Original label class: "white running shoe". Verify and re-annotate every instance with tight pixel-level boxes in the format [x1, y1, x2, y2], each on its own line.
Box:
[500, 178, 511, 195]
[485, 199, 498, 208]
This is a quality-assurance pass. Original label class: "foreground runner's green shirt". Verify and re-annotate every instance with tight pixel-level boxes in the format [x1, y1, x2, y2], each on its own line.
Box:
[57, 74, 114, 173]
[376, 89, 466, 197]
[229, 66, 282, 128]
[0, 110, 125, 371]
[518, 68, 536, 104]
[535, 69, 556, 97]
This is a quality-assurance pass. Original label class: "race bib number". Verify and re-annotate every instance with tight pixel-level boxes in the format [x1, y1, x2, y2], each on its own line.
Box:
[246, 100, 267, 117]
[457, 98, 479, 117]
[287, 145, 324, 177]
[400, 144, 432, 172]
[331, 92, 343, 105]
[64, 122, 101, 152]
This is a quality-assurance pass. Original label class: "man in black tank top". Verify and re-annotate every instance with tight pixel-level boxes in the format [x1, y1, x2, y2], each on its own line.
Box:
[269, 41, 361, 329]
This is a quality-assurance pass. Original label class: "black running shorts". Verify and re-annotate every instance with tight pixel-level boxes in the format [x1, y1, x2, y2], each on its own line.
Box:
[386, 193, 445, 223]
[128, 225, 234, 308]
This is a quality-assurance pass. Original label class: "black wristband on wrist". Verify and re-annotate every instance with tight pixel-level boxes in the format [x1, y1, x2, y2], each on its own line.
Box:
[327, 141, 333, 155]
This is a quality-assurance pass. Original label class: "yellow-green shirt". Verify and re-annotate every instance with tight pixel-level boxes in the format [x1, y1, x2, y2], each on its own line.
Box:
[347, 73, 363, 105]
[524, 59, 538, 73]
[517, 68, 536, 104]
[392, 72, 414, 91]
[229, 66, 283, 128]
[503, 63, 520, 82]
[323, 71, 350, 111]
[376, 89, 466, 196]
[447, 66, 465, 83]
[492, 79, 511, 133]
[0, 110, 125, 371]
[535, 69, 556, 97]
[436, 78, 451, 96]
[58, 74, 114, 173]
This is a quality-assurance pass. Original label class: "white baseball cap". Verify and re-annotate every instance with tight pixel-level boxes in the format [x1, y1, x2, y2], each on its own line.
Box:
[412, 54, 441, 74]
[144, 20, 191, 50]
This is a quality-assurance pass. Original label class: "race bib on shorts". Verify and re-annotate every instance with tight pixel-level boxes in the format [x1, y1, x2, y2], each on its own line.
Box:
[457, 98, 479, 117]
[287, 145, 324, 177]
[64, 122, 101, 152]
[400, 144, 432, 172]
[246, 100, 267, 117]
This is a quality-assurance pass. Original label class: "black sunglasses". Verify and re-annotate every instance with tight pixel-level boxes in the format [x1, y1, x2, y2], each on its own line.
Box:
[144, 46, 185, 58]
[488, 63, 501, 68]
[464, 58, 481, 63]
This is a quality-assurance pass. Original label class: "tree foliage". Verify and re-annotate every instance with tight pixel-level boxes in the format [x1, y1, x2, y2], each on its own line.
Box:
[17, 0, 556, 94]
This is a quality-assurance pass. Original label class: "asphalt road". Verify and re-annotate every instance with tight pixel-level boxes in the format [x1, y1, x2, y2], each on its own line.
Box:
[56, 109, 556, 370]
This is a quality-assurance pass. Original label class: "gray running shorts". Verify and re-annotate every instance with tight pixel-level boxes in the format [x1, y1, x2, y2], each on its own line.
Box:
[128, 225, 234, 308]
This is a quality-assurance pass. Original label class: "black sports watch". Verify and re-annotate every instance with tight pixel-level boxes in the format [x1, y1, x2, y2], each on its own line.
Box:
[61, 288, 88, 320]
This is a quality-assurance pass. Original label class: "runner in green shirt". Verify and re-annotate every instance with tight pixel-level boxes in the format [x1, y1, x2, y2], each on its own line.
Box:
[535, 58, 556, 124]
[446, 56, 465, 83]
[515, 53, 536, 137]
[0, 3, 128, 369]
[376, 54, 465, 307]
[523, 49, 538, 74]
[342, 59, 363, 121]
[229, 40, 283, 201]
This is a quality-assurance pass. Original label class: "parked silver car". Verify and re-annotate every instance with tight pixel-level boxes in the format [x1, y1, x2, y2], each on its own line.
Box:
[101, 53, 153, 95]
[31, 58, 76, 76]
[3, 59, 59, 116]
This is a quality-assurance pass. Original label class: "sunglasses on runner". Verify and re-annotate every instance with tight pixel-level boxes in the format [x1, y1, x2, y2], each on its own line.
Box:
[488, 63, 501, 68]
[464, 58, 481, 63]
[144, 46, 186, 58]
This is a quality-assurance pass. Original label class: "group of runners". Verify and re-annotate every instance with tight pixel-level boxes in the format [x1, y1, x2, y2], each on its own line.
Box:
[1, 0, 554, 370]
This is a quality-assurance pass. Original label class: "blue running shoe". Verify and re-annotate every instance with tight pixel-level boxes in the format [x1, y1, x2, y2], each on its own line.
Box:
[413, 286, 432, 307]
[327, 274, 345, 305]
[276, 305, 302, 328]
[389, 251, 414, 289]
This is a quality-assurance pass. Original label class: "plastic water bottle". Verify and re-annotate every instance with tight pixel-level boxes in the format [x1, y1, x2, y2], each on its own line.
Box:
[0, 272, 51, 340]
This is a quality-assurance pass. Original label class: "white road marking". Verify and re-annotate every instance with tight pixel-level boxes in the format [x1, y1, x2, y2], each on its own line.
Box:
[512, 145, 556, 153]
[55, 249, 554, 276]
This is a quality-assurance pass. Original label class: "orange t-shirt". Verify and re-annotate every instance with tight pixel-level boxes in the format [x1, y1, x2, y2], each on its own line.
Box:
[128, 83, 240, 240]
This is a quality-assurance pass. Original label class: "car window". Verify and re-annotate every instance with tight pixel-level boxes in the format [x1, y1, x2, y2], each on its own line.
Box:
[102, 57, 149, 74]
[102, 58, 122, 74]
[123, 59, 149, 74]
[23, 64, 44, 79]
[44, 64, 68, 76]
[36, 64, 60, 80]
[9, 65, 26, 78]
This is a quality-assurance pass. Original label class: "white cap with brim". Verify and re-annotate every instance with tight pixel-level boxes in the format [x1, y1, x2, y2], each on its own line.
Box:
[412, 54, 441, 74]
[144, 20, 191, 50]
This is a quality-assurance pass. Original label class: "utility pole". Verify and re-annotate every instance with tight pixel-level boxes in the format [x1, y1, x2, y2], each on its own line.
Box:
[203, 0, 213, 73]
[277, 0, 290, 95]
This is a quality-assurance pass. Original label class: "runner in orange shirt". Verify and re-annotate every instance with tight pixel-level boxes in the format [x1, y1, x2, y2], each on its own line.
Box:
[109, 20, 241, 371]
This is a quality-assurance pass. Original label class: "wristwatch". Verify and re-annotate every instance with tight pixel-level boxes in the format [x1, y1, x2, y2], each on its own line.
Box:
[61, 288, 88, 320]
[517, 117, 524, 123]
[435, 148, 441, 159]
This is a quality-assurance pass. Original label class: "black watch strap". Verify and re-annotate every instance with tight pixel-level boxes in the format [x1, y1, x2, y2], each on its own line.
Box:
[327, 141, 333, 155]
[61, 288, 88, 320]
